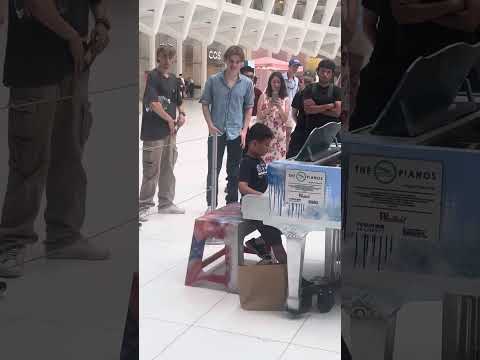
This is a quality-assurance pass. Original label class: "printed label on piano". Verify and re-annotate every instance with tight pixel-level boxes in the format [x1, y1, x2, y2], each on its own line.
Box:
[345, 155, 443, 243]
[285, 169, 326, 206]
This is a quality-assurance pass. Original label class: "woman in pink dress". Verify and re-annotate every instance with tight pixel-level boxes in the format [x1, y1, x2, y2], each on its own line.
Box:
[255, 72, 293, 164]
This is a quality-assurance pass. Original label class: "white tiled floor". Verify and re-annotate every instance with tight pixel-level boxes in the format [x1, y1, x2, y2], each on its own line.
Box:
[139, 100, 341, 360]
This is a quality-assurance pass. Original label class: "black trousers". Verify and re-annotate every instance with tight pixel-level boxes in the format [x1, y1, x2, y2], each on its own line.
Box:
[341, 337, 352, 360]
[206, 134, 242, 206]
[250, 220, 282, 246]
[287, 128, 308, 159]
[349, 62, 404, 131]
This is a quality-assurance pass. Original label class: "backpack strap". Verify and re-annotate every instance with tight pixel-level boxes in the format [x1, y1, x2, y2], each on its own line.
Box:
[328, 84, 334, 99]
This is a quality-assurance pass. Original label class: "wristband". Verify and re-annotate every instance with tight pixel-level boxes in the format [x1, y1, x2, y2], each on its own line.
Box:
[95, 17, 111, 31]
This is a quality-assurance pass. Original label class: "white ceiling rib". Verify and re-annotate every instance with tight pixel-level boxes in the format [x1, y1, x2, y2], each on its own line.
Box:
[139, 0, 341, 58]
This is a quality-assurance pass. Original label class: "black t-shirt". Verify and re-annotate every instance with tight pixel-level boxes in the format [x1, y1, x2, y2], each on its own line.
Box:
[3, 0, 99, 88]
[141, 70, 183, 141]
[63, 0, 101, 37]
[291, 90, 306, 132]
[362, 0, 399, 65]
[303, 83, 342, 133]
[239, 155, 268, 195]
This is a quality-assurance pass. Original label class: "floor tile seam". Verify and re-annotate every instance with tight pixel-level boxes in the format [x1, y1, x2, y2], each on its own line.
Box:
[140, 260, 188, 288]
[153, 293, 228, 358]
[277, 314, 311, 360]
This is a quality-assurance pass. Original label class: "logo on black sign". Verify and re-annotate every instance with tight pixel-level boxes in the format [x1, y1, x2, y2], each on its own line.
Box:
[374, 160, 397, 184]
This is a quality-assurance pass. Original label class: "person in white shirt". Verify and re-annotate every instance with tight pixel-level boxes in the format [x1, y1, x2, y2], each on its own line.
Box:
[282, 58, 302, 104]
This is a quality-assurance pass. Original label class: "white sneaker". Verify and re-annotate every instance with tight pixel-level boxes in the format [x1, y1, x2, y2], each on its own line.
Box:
[158, 204, 185, 214]
[46, 238, 110, 260]
[205, 206, 218, 214]
[139, 208, 149, 222]
[205, 237, 224, 245]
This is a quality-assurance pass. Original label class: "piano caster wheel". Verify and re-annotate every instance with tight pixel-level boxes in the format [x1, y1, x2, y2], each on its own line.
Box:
[286, 307, 302, 318]
[0, 281, 6, 296]
[286, 295, 308, 316]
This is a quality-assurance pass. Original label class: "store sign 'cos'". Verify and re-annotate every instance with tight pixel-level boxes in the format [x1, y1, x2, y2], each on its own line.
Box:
[208, 50, 222, 60]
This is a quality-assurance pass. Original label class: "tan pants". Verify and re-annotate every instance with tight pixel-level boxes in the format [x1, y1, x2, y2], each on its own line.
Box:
[139, 135, 178, 210]
[0, 71, 92, 247]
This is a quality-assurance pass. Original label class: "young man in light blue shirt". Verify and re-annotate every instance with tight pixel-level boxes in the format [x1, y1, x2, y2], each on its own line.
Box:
[200, 46, 254, 210]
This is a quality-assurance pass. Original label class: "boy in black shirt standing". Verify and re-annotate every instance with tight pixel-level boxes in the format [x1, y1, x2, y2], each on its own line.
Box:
[303, 59, 342, 135]
[139, 45, 186, 220]
[239, 123, 287, 264]
[288, 60, 342, 159]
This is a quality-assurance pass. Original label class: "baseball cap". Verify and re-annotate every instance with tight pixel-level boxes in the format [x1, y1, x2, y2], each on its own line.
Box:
[289, 58, 302, 67]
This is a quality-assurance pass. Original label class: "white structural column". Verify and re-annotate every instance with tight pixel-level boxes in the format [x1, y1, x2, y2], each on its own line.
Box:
[314, 0, 338, 56]
[209, 0, 225, 45]
[245, 47, 252, 60]
[193, 44, 202, 95]
[149, 34, 156, 70]
[183, 0, 198, 40]
[255, 0, 275, 50]
[176, 38, 183, 75]
[201, 42, 208, 93]
[295, 0, 318, 55]
[153, 0, 166, 36]
[234, 0, 254, 45]
[275, 0, 298, 53]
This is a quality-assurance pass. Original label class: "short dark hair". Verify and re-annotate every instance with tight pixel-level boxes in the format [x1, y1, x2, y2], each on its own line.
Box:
[241, 66, 254, 75]
[317, 59, 336, 72]
[266, 71, 288, 99]
[246, 123, 274, 148]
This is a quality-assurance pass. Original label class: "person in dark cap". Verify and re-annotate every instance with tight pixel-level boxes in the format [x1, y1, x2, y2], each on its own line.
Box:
[283, 58, 302, 104]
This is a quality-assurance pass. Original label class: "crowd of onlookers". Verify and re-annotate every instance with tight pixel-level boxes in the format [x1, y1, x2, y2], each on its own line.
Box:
[138, 44, 342, 221]
[138, 44, 342, 264]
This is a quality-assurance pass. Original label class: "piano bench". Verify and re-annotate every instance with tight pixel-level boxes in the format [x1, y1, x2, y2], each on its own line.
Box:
[184, 203, 257, 292]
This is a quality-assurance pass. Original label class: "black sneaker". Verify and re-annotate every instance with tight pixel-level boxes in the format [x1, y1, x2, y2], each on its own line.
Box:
[245, 237, 270, 260]
[301, 277, 314, 288]
[0, 245, 26, 278]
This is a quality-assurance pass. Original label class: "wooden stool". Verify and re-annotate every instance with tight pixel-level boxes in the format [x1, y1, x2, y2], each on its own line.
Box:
[184, 203, 257, 292]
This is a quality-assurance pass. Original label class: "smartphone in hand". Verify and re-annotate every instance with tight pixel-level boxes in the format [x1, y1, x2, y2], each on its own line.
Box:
[271, 92, 279, 104]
